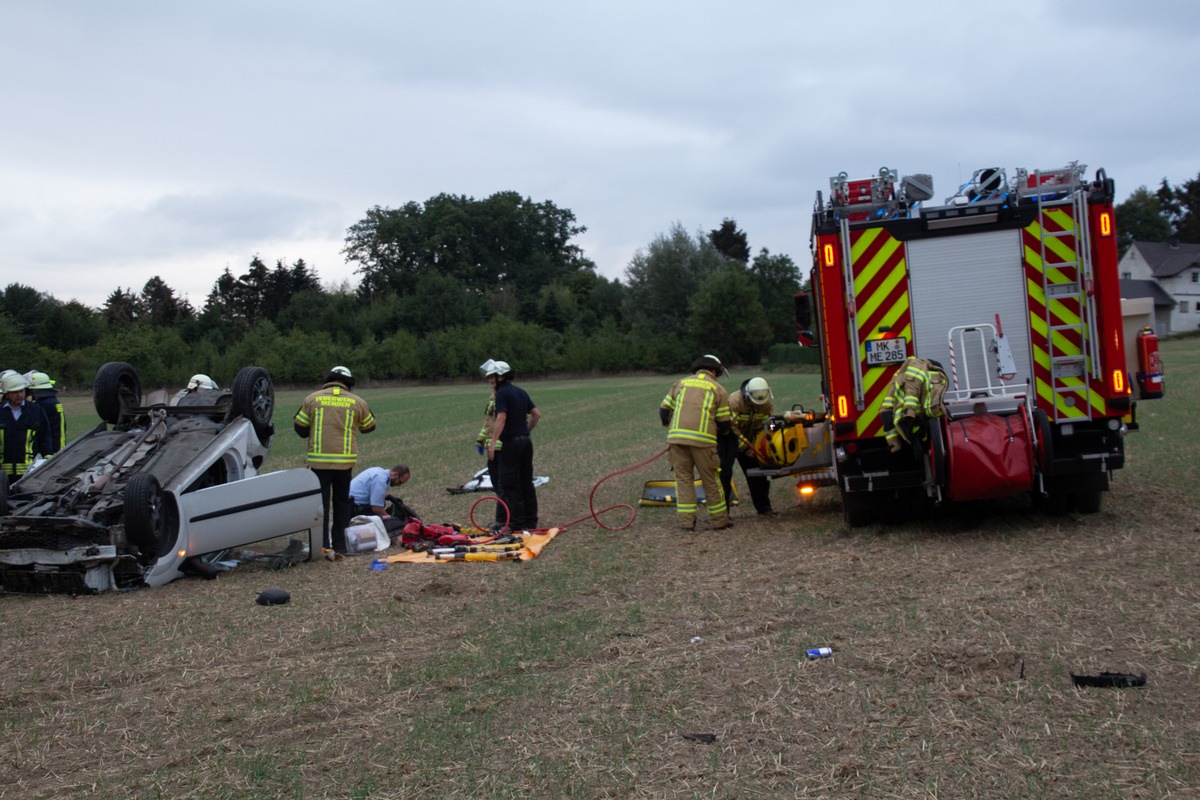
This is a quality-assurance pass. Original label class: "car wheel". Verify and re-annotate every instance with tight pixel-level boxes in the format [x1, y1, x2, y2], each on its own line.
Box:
[231, 366, 275, 445]
[94, 362, 142, 425]
[125, 473, 177, 558]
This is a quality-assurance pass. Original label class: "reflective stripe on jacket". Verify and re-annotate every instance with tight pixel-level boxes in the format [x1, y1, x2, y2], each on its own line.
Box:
[728, 390, 773, 450]
[294, 383, 376, 468]
[881, 357, 947, 444]
[476, 395, 502, 450]
[661, 370, 730, 446]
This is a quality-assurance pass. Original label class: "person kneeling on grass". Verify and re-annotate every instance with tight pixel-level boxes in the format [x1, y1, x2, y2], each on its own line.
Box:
[350, 464, 411, 534]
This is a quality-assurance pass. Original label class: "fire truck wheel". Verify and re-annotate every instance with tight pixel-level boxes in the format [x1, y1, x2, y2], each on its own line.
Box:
[840, 489, 876, 528]
[1074, 490, 1102, 514]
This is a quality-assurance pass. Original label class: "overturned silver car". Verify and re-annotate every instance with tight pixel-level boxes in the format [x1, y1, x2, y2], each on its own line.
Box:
[0, 363, 323, 594]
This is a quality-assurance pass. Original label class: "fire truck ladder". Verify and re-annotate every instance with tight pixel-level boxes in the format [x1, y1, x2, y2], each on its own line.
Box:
[1033, 173, 1100, 420]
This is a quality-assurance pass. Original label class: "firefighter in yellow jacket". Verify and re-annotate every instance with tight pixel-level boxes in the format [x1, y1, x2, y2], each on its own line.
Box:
[294, 366, 377, 556]
[880, 357, 948, 455]
[660, 355, 732, 531]
[720, 376, 777, 516]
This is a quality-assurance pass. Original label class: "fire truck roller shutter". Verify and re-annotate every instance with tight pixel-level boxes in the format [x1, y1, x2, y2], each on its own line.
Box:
[905, 230, 1033, 392]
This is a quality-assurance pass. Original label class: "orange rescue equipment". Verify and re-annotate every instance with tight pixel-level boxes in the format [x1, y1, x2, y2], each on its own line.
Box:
[1135, 326, 1164, 399]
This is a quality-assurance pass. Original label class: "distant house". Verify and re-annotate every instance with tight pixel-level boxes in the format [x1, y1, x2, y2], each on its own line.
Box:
[1118, 241, 1200, 333]
[1119, 279, 1175, 334]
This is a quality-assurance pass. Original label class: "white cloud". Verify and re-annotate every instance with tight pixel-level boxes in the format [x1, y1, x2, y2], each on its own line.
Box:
[3, 1, 1199, 306]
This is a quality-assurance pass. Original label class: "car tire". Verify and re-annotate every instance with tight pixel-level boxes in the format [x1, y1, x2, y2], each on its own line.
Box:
[94, 362, 142, 425]
[231, 366, 275, 445]
[125, 472, 176, 558]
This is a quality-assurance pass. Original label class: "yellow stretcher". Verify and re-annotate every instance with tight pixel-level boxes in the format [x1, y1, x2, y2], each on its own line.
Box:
[639, 480, 738, 507]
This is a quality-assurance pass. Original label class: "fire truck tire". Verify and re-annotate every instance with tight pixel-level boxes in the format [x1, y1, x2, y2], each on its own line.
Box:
[926, 418, 947, 490]
[1033, 409, 1054, 471]
[841, 489, 876, 528]
[1074, 490, 1103, 514]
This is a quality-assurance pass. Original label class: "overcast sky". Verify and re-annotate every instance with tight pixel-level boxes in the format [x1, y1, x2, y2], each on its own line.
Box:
[4, 1, 1199, 309]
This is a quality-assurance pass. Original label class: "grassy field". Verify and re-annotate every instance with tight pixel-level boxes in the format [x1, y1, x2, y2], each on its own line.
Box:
[2, 344, 1198, 799]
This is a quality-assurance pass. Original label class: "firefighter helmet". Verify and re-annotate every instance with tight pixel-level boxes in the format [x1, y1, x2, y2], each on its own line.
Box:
[745, 377, 773, 405]
[483, 360, 512, 377]
[27, 371, 55, 390]
[186, 373, 218, 391]
[326, 366, 355, 387]
[2, 372, 29, 394]
[691, 354, 726, 375]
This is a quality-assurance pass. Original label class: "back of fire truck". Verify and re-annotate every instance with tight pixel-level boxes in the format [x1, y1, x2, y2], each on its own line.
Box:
[802, 163, 1139, 526]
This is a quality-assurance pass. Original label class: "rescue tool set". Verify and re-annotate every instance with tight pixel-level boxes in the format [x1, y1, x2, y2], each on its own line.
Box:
[755, 162, 1164, 526]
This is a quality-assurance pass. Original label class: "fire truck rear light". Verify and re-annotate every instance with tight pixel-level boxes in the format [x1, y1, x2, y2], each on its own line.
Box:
[1099, 211, 1113, 236]
[836, 395, 849, 418]
[1111, 369, 1126, 394]
[823, 243, 835, 267]
[797, 484, 815, 497]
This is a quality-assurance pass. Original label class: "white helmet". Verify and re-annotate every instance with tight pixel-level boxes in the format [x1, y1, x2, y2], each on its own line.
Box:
[330, 365, 352, 379]
[2, 372, 29, 394]
[483, 360, 511, 377]
[28, 371, 55, 390]
[745, 377, 773, 405]
[187, 374, 218, 391]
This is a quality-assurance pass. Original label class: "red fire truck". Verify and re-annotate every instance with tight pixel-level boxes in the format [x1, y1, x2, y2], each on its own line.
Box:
[777, 162, 1155, 526]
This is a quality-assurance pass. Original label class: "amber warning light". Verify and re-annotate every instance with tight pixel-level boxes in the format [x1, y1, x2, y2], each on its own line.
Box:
[823, 243, 836, 267]
[1099, 212, 1113, 237]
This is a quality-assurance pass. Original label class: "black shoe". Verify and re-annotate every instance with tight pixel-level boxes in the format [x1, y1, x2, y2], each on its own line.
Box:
[758, 510, 779, 517]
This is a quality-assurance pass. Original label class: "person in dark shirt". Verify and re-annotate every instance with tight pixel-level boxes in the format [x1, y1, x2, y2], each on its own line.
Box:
[1, 372, 50, 480]
[26, 371, 65, 455]
[485, 360, 541, 532]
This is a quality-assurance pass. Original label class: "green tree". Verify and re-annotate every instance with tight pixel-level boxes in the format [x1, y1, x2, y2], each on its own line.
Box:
[709, 218, 751, 263]
[37, 299, 102, 353]
[344, 191, 594, 312]
[399, 272, 487, 333]
[1116, 186, 1172, 255]
[139, 276, 193, 327]
[624, 221, 724, 347]
[686, 267, 772, 365]
[749, 248, 803, 342]
[101, 287, 140, 331]
[2, 283, 50, 344]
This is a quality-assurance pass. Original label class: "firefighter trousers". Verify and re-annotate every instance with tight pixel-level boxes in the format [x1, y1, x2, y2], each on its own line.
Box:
[668, 442, 728, 529]
[720, 450, 772, 514]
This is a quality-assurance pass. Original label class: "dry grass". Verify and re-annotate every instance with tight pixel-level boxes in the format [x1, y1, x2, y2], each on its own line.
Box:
[2, 348, 1199, 799]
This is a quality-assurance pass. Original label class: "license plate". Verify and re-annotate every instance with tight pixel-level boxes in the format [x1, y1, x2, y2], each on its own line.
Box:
[865, 337, 907, 365]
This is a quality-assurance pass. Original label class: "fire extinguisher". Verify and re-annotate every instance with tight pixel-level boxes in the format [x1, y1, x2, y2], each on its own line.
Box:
[1135, 326, 1165, 399]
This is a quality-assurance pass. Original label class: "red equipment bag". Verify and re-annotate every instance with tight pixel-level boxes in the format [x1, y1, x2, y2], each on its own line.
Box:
[399, 519, 464, 550]
[944, 410, 1034, 502]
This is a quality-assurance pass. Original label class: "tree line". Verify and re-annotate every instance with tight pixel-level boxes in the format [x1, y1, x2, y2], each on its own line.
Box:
[2, 192, 802, 391]
[1115, 171, 1200, 254]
